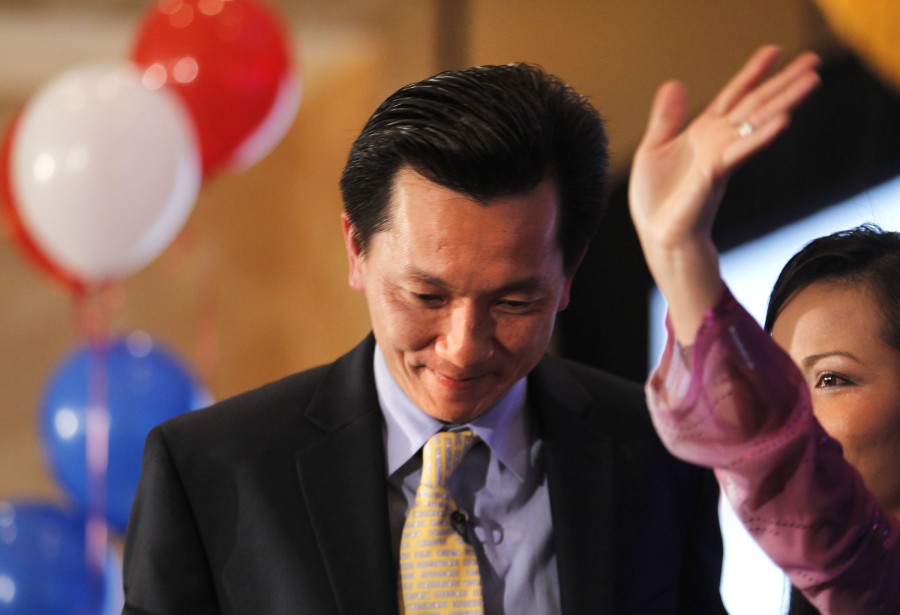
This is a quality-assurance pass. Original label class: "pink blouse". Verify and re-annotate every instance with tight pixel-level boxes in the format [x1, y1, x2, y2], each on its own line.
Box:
[646, 288, 900, 614]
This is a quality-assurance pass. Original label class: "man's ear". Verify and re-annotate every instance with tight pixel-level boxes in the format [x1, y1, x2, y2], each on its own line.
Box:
[341, 213, 366, 292]
[557, 246, 587, 312]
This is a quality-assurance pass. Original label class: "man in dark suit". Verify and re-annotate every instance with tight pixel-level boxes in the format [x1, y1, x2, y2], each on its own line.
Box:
[123, 62, 726, 614]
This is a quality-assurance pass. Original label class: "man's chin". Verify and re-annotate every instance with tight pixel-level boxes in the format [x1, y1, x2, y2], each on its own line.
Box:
[405, 369, 505, 422]
[417, 393, 499, 424]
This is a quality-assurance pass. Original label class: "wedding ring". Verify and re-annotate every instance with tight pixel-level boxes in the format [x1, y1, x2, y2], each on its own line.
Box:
[737, 119, 754, 138]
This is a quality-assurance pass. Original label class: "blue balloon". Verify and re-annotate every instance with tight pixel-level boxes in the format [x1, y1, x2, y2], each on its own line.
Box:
[39, 331, 211, 533]
[0, 501, 105, 614]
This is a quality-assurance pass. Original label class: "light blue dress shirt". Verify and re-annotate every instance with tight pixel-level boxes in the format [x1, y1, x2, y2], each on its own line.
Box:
[374, 345, 559, 615]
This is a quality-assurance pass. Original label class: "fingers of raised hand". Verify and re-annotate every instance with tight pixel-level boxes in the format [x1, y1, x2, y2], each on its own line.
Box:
[640, 80, 691, 149]
[709, 45, 784, 116]
[728, 52, 820, 133]
[701, 48, 820, 168]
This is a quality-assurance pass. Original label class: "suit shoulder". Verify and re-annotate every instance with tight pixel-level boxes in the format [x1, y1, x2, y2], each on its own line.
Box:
[155, 334, 378, 449]
[546, 354, 645, 405]
[162, 362, 330, 434]
[533, 353, 653, 442]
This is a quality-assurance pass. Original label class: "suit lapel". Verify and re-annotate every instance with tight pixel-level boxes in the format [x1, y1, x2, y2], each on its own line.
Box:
[290, 344, 622, 615]
[530, 357, 617, 615]
[294, 336, 398, 615]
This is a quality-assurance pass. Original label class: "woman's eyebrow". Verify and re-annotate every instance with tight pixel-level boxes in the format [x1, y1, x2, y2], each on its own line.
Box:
[802, 350, 860, 369]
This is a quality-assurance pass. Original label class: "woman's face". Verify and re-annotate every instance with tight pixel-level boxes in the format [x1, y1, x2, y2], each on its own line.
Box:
[772, 280, 900, 514]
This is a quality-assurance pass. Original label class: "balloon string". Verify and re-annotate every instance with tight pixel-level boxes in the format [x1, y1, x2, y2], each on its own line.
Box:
[72, 286, 118, 578]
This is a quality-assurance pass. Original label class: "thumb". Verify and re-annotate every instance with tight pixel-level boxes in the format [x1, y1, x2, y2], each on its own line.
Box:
[640, 80, 690, 149]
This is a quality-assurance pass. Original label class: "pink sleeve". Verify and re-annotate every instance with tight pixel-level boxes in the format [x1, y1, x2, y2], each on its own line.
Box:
[646, 288, 900, 614]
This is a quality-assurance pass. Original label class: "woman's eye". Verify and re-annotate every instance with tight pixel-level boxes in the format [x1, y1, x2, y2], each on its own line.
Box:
[815, 372, 852, 388]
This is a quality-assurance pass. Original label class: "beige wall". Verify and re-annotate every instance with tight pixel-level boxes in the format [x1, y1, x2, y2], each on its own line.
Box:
[0, 1, 838, 507]
[467, 0, 832, 173]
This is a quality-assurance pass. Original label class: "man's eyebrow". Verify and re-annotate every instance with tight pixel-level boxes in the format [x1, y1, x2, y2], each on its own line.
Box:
[494, 277, 549, 295]
[404, 267, 449, 288]
[403, 266, 549, 294]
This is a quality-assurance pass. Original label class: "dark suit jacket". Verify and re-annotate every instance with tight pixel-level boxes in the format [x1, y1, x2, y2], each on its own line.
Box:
[122, 335, 726, 614]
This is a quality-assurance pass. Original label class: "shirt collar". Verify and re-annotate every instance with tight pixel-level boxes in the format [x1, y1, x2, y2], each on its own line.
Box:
[375, 344, 531, 481]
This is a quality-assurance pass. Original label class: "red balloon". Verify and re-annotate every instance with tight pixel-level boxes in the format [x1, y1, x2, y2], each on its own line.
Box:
[0, 113, 85, 293]
[131, 0, 299, 176]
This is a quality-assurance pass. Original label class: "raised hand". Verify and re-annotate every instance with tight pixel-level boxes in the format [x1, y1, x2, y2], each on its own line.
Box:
[629, 45, 821, 343]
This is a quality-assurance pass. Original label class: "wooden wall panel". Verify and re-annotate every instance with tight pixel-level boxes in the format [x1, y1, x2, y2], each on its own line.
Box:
[468, 0, 831, 174]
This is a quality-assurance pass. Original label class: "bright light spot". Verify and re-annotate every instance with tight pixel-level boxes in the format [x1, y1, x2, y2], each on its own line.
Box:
[198, 0, 225, 16]
[33, 153, 55, 181]
[0, 526, 15, 546]
[0, 576, 15, 604]
[159, 0, 184, 15]
[126, 331, 153, 358]
[54, 408, 80, 440]
[169, 3, 194, 28]
[142, 64, 168, 90]
[173, 56, 199, 84]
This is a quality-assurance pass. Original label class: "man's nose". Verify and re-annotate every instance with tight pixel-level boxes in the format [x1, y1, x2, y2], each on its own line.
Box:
[435, 303, 494, 367]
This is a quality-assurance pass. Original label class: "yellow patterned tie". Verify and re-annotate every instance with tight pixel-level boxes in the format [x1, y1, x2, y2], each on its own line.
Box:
[398, 429, 483, 614]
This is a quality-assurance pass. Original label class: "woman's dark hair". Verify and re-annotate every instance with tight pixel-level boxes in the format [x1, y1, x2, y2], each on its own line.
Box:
[764, 223, 900, 350]
[339, 62, 609, 273]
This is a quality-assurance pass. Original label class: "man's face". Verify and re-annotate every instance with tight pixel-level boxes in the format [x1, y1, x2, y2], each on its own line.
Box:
[343, 167, 577, 424]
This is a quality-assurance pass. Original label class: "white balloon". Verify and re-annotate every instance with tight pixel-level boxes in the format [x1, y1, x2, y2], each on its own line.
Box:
[11, 62, 201, 283]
